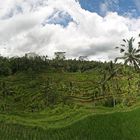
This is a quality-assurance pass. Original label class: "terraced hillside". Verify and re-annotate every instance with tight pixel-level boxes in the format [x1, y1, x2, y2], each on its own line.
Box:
[0, 70, 139, 112]
[0, 66, 139, 140]
[0, 71, 100, 112]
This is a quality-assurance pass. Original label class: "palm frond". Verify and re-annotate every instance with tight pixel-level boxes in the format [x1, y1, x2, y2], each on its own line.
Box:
[121, 44, 125, 47]
[135, 54, 140, 58]
[128, 37, 134, 53]
[124, 59, 130, 65]
[115, 36, 140, 71]
[133, 60, 140, 70]
[123, 39, 126, 42]
[120, 48, 125, 53]
[136, 49, 140, 53]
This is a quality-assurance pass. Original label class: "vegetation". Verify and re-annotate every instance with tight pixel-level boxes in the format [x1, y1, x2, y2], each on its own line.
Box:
[115, 37, 140, 70]
[0, 36, 140, 139]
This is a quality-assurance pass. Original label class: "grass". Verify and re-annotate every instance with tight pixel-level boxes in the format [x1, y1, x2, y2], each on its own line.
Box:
[0, 70, 140, 139]
[0, 104, 140, 140]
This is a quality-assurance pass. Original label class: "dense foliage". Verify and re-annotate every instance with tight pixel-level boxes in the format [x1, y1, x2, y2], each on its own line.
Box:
[0, 54, 139, 113]
[0, 55, 108, 75]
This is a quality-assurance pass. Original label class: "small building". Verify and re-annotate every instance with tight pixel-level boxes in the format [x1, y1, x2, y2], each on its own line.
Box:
[54, 52, 66, 60]
[25, 52, 39, 59]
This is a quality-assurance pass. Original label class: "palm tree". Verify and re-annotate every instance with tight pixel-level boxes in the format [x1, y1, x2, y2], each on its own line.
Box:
[115, 36, 140, 106]
[115, 37, 140, 71]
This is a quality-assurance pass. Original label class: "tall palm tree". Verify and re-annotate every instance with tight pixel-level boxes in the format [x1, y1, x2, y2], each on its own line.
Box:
[115, 37, 140, 71]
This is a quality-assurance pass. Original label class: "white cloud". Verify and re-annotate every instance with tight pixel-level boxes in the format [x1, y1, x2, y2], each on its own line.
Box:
[0, 0, 140, 61]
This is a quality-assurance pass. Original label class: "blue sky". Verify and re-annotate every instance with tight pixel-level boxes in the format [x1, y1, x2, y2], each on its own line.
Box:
[45, 0, 139, 28]
[43, 11, 74, 27]
[79, 0, 139, 17]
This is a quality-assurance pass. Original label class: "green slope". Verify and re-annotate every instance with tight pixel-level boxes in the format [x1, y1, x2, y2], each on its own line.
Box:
[0, 71, 139, 113]
[0, 106, 140, 140]
[0, 71, 101, 112]
[0, 69, 139, 140]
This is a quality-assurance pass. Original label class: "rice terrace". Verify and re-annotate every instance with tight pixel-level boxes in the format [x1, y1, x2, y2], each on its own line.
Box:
[1, 0, 140, 140]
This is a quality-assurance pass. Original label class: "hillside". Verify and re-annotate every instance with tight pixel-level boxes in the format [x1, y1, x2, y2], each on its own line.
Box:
[0, 58, 140, 139]
[0, 68, 139, 113]
[0, 104, 140, 140]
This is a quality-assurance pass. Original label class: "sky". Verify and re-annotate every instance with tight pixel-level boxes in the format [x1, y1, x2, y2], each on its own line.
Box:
[0, 0, 140, 61]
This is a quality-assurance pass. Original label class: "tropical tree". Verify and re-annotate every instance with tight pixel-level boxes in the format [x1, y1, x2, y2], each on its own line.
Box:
[115, 37, 140, 71]
[115, 37, 140, 106]
[100, 61, 118, 107]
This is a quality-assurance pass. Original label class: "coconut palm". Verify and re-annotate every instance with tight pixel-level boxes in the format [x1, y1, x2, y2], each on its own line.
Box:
[115, 37, 140, 71]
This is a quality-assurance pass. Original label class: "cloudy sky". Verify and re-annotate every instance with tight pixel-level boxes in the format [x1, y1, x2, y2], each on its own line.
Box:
[0, 0, 140, 60]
